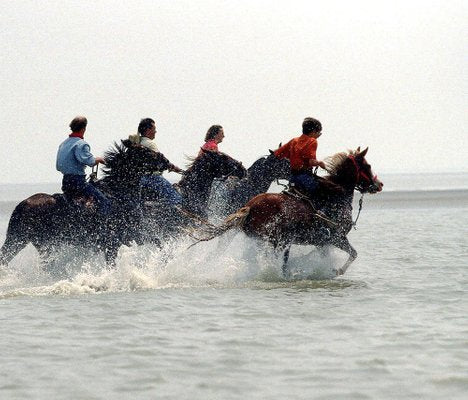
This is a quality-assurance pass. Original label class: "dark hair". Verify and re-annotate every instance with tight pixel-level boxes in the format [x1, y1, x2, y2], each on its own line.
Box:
[302, 117, 322, 134]
[138, 118, 155, 135]
[205, 125, 223, 142]
[69, 116, 87, 132]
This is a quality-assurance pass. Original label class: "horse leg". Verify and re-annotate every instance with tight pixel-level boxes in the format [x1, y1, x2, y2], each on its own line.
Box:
[0, 235, 28, 266]
[333, 237, 357, 275]
[281, 244, 292, 278]
[272, 236, 292, 279]
[104, 243, 119, 267]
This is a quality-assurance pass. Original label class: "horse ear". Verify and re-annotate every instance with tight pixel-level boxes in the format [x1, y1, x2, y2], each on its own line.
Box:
[356, 146, 361, 152]
[269, 149, 274, 155]
[121, 139, 134, 148]
[357, 147, 368, 158]
[278, 142, 282, 148]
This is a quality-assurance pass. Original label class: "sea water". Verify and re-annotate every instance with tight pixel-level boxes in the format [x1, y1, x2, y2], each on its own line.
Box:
[0, 173, 467, 399]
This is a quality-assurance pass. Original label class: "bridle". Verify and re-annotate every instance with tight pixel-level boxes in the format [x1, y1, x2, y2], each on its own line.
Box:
[348, 155, 378, 193]
[348, 154, 378, 228]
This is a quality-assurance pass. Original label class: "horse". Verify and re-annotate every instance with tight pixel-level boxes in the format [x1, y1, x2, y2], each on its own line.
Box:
[0, 140, 171, 268]
[191, 147, 383, 277]
[141, 150, 247, 240]
[207, 150, 291, 220]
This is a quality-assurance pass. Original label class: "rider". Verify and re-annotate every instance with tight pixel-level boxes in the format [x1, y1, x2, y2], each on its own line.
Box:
[56, 116, 111, 215]
[274, 117, 327, 198]
[129, 118, 184, 206]
[198, 125, 224, 156]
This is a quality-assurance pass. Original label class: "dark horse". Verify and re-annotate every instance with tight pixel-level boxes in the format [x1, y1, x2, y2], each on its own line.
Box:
[192, 147, 383, 277]
[141, 149, 247, 240]
[207, 150, 291, 220]
[0, 140, 172, 267]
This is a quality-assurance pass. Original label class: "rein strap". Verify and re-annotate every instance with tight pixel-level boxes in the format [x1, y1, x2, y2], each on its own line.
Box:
[352, 193, 364, 229]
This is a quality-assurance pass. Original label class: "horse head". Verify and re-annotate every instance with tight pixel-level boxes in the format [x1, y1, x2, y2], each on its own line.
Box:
[348, 147, 383, 194]
[325, 147, 383, 194]
[200, 149, 247, 180]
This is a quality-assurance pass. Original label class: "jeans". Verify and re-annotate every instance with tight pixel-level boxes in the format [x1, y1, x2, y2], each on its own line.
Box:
[62, 174, 111, 216]
[290, 173, 319, 198]
[140, 175, 182, 206]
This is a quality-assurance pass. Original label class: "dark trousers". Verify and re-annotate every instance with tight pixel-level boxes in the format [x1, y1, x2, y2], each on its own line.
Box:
[290, 172, 319, 198]
[62, 174, 111, 216]
[140, 175, 182, 206]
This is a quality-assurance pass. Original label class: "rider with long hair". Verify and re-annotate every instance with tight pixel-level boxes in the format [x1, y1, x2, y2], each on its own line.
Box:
[198, 125, 224, 156]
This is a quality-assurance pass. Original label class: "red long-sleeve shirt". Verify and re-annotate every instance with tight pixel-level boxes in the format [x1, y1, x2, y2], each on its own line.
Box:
[274, 134, 318, 172]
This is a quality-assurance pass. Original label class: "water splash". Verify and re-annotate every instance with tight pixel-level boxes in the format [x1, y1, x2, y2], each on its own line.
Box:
[0, 233, 344, 298]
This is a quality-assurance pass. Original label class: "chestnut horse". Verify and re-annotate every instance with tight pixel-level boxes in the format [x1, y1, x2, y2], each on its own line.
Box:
[193, 147, 383, 277]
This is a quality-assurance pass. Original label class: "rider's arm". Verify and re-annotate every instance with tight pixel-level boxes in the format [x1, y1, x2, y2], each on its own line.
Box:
[94, 157, 106, 165]
[154, 152, 183, 173]
[304, 139, 326, 170]
[273, 141, 291, 159]
[168, 164, 184, 174]
[74, 142, 96, 167]
[308, 158, 326, 169]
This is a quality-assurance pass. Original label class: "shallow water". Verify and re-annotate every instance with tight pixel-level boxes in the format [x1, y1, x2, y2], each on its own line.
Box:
[0, 177, 467, 399]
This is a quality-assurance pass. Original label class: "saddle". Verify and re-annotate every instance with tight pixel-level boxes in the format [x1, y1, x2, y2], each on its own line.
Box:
[52, 193, 98, 217]
[283, 186, 337, 228]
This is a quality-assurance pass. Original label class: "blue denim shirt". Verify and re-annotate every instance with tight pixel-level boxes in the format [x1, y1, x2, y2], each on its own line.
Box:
[56, 137, 96, 175]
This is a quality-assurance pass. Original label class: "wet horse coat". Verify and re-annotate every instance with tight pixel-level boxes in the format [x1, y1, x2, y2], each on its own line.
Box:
[208, 151, 291, 219]
[0, 140, 171, 267]
[193, 147, 383, 276]
[141, 150, 247, 241]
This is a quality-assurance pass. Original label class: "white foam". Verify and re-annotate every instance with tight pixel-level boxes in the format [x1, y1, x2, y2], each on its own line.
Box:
[0, 232, 344, 298]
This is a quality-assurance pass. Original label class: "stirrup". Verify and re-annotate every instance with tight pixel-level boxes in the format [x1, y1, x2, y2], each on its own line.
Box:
[284, 189, 337, 228]
[283, 186, 309, 201]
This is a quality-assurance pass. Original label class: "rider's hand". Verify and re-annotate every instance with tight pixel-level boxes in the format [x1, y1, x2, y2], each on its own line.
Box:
[95, 157, 106, 165]
[171, 165, 184, 174]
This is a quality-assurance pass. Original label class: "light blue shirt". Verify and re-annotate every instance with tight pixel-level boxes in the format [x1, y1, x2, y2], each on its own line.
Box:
[56, 137, 96, 175]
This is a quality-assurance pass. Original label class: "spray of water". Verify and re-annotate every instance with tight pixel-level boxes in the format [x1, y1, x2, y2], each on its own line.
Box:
[0, 232, 343, 298]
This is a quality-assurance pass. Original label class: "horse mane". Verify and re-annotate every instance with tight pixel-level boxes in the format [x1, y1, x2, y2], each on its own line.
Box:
[323, 150, 355, 176]
[179, 152, 212, 187]
[183, 154, 198, 170]
[183, 151, 233, 172]
[101, 141, 128, 177]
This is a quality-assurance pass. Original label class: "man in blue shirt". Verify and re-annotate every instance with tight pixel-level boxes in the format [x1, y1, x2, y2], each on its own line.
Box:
[56, 116, 111, 215]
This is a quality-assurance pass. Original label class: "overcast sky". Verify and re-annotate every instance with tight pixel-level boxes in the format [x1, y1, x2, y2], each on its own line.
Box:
[0, 0, 466, 184]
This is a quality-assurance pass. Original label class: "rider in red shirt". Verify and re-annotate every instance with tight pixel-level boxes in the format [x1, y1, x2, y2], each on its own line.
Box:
[274, 117, 326, 197]
[199, 125, 224, 156]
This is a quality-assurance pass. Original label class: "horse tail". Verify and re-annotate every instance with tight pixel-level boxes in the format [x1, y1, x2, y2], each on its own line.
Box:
[188, 206, 251, 248]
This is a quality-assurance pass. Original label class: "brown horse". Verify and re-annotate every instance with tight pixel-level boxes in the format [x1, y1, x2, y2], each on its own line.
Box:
[0, 140, 172, 268]
[192, 147, 383, 277]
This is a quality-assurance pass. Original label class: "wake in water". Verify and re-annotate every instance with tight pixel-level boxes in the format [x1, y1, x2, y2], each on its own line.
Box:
[0, 232, 345, 298]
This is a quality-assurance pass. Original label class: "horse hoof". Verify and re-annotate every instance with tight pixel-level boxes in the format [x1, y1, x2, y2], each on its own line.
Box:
[335, 268, 343, 276]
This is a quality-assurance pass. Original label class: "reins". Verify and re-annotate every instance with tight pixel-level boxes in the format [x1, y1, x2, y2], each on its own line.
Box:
[88, 164, 99, 183]
[276, 178, 288, 189]
[352, 192, 364, 229]
[219, 166, 238, 181]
